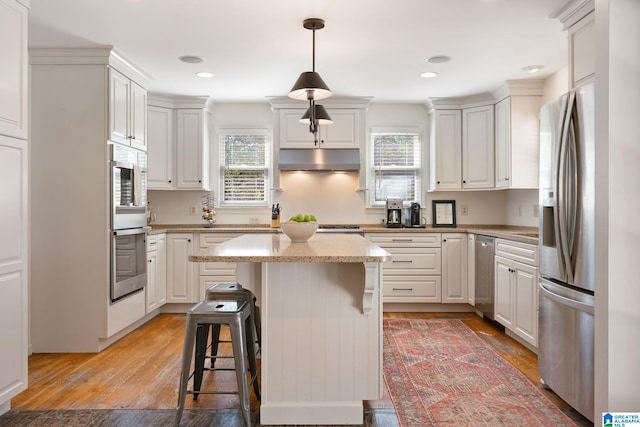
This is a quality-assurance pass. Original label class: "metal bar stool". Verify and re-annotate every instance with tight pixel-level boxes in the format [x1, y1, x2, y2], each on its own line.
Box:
[175, 300, 260, 427]
[205, 283, 261, 368]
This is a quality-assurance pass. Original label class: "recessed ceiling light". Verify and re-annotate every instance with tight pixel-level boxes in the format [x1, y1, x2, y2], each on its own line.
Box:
[420, 71, 438, 78]
[195, 71, 213, 78]
[179, 55, 205, 64]
[522, 65, 544, 73]
[426, 55, 451, 64]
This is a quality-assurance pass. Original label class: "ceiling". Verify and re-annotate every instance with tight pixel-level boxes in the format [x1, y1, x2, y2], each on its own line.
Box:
[27, 0, 570, 103]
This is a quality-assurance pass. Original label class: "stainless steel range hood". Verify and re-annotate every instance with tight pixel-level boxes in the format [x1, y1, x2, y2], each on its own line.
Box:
[278, 148, 360, 171]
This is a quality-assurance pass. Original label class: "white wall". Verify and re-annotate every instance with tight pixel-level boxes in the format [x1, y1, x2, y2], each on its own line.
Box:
[595, 0, 640, 417]
[149, 101, 538, 227]
[541, 65, 569, 105]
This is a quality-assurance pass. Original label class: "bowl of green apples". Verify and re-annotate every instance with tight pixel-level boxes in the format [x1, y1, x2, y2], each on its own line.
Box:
[281, 213, 318, 242]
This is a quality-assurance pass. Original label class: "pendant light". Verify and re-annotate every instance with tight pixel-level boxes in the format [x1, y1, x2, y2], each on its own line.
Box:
[289, 18, 333, 145]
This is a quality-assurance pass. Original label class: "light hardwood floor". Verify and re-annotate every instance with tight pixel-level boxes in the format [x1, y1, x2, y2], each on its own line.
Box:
[4, 312, 592, 426]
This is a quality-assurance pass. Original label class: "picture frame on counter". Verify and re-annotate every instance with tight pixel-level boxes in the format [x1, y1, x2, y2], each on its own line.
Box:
[432, 200, 456, 228]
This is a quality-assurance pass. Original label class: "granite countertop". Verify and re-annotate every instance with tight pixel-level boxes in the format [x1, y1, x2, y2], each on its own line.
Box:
[189, 233, 392, 263]
[150, 223, 539, 245]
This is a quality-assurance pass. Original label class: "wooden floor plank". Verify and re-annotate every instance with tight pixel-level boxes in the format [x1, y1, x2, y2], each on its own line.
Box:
[10, 312, 591, 426]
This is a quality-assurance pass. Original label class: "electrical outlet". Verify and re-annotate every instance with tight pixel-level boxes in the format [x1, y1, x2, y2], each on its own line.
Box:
[249, 217, 259, 225]
[461, 205, 469, 216]
[189, 205, 196, 216]
[533, 204, 540, 218]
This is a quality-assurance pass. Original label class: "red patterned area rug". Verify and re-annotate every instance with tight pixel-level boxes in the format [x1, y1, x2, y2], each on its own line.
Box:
[383, 319, 577, 426]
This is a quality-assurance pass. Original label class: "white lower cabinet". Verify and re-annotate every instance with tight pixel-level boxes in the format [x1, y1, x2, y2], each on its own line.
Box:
[494, 239, 539, 348]
[166, 233, 197, 303]
[198, 233, 240, 300]
[441, 233, 468, 303]
[146, 234, 166, 313]
[366, 233, 442, 303]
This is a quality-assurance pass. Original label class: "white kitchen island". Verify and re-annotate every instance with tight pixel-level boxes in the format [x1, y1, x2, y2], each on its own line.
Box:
[189, 233, 391, 425]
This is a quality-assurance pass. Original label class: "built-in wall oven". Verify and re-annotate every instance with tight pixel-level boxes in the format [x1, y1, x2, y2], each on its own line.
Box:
[110, 142, 148, 302]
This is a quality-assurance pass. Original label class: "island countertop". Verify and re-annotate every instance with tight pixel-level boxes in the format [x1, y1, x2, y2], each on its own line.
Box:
[189, 233, 392, 263]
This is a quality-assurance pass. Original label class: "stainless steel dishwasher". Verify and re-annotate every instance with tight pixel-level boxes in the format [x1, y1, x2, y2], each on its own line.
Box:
[474, 235, 495, 320]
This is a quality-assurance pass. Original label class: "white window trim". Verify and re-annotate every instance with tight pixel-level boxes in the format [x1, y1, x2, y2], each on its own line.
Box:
[366, 126, 425, 208]
[216, 127, 272, 208]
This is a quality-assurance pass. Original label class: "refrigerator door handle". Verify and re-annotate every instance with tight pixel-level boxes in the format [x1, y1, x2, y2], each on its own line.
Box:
[567, 116, 578, 273]
[557, 91, 576, 283]
[539, 282, 594, 315]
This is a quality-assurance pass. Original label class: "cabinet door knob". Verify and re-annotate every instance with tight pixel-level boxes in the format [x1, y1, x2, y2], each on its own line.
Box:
[168, 180, 172, 183]
[443, 239, 447, 242]
[463, 180, 467, 184]
[198, 180, 202, 183]
[148, 259, 152, 263]
[187, 239, 191, 242]
[505, 177, 509, 181]
[437, 181, 441, 184]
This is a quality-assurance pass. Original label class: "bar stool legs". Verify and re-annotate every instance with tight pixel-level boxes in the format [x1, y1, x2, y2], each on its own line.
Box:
[175, 300, 259, 427]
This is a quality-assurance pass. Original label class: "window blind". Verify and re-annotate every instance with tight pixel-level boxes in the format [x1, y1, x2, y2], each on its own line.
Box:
[219, 130, 269, 204]
[370, 131, 421, 204]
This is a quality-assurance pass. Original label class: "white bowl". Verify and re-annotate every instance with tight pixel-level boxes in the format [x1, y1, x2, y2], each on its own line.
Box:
[281, 221, 318, 242]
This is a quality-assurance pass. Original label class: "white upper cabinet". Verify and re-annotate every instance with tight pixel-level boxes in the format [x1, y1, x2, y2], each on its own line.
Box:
[429, 110, 462, 190]
[109, 68, 147, 151]
[147, 105, 173, 189]
[553, 0, 595, 89]
[278, 108, 361, 149]
[493, 81, 543, 189]
[0, 0, 28, 140]
[146, 97, 211, 191]
[462, 104, 494, 189]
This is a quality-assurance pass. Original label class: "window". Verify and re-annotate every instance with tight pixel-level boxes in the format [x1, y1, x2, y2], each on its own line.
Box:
[369, 128, 422, 206]
[218, 129, 270, 206]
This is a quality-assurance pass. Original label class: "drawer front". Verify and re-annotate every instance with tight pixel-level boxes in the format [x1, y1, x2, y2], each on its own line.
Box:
[495, 239, 538, 266]
[199, 233, 241, 247]
[147, 235, 158, 250]
[367, 233, 441, 247]
[200, 261, 237, 276]
[382, 275, 442, 302]
[199, 233, 240, 275]
[383, 247, 441, 275]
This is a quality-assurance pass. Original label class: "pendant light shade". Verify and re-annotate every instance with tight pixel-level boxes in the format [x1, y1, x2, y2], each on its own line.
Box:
[289, 72, 332, 100]
[288, 18, 332, 101]
[299, 104, 333, 124]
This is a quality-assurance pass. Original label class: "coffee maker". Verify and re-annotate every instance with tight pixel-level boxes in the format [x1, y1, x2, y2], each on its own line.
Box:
[403, 202, 425, 228]
[386, 198, 403, 228]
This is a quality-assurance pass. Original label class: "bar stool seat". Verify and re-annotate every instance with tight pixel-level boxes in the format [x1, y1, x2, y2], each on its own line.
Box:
[175, 300, 260, 427]
[205, 283, 261, 367]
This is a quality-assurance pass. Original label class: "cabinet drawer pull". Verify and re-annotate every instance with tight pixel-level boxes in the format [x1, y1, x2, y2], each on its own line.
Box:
[392, 238, 413, 242]
[392, 260, 413, 263]
[392, 287, 414, 291]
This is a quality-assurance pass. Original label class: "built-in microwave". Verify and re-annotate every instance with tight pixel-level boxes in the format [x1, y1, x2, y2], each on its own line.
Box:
[110, 142, 147, 230]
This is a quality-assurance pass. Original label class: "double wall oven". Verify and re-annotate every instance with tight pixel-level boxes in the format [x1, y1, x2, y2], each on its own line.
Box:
[110, 142, 148, 303]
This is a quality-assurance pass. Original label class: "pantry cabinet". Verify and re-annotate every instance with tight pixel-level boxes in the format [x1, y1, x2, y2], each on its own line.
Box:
[30, 47, 151, 351]
[441, 233, 468, 303]
[494, 239, 539, 348]
[146, 97, 211, 190]
[109, 68, 147, 151]
[462, 105, 494, 189]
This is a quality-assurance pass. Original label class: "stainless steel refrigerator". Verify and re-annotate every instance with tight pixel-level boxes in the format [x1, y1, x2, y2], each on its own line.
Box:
[538, 82, 595, 422]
